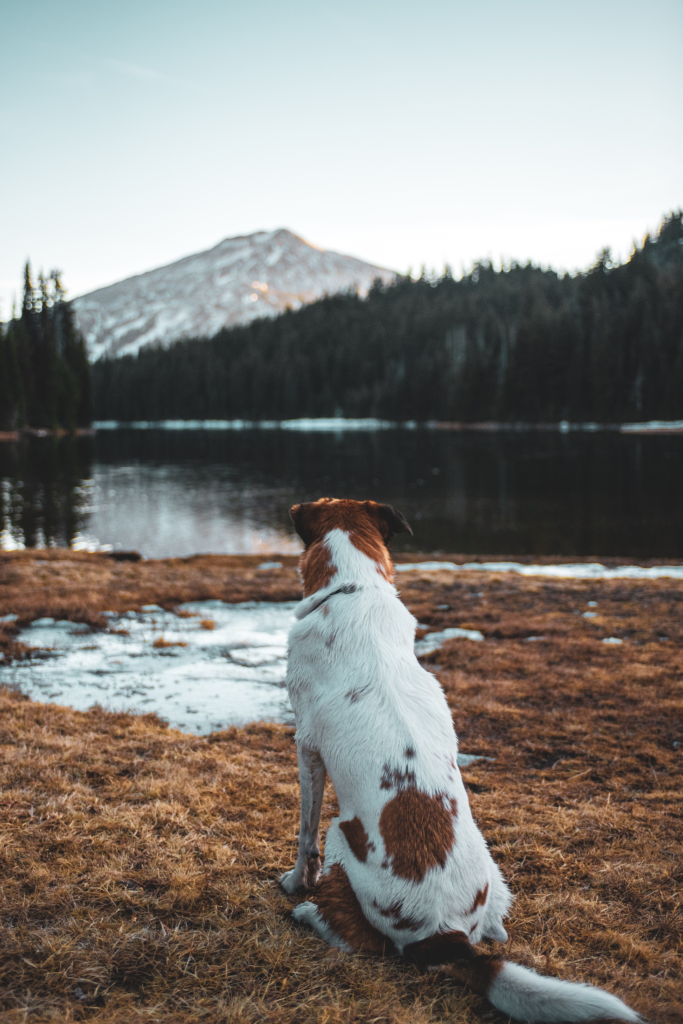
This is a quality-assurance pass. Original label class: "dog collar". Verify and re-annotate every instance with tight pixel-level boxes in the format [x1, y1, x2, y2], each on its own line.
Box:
[295, 582, 359, 620]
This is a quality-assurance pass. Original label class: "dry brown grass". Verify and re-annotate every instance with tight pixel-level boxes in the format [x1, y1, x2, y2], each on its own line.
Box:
[0, 553, 681, 1022]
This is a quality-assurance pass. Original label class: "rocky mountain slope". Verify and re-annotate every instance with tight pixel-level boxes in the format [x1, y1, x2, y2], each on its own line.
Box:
[72, 229, 395, 361]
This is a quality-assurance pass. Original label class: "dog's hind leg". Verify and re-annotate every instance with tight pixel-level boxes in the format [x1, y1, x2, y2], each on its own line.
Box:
[280, 746, 327, 894]
[481, 860, 512, 943]
[291, 901, 352, 951]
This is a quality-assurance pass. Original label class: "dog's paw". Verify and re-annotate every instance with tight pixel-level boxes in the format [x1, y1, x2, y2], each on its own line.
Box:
[291, 900, 318, 925]
[279, 869, 305, 894]
[280, 855, 322, 894]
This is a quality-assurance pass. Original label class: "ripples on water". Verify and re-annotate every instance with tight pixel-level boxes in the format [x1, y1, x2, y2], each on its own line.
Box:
[1, 427, 683, 557]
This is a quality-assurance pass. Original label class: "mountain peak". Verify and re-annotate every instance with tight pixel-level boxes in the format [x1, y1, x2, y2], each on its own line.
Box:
[73, 229, 394, 360]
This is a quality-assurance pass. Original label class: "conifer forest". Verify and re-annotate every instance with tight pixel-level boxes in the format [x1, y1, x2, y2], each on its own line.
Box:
[0, 265, 91, 431]
[92, 212, 683, 424]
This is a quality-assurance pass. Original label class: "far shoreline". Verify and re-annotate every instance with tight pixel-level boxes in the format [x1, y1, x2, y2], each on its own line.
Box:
[88, 417, 683, 434]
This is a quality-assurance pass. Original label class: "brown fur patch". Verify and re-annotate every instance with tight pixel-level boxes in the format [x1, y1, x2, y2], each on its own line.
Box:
[348, 525, 393, 583]
[404, 747, 416, 759]
[299, 540, 335, 596]
[404, 930, 504, 994]
[291, 499, 398, 583]
[339, 817, 372, 863]
[299, 853, 323, 889]
[403, 928, 469, 965]
[315, 863, 396, 955]
[467, 883, 489, 915]
[374, 900, 424, 932]
[379, 789, 455, 882]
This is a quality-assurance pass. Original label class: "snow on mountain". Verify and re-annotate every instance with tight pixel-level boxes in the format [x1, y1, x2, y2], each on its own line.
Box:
[72, 229, 395, 361]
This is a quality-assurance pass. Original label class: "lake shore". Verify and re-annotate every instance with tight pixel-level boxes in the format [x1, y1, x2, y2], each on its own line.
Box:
[1, 553, 681, 1022]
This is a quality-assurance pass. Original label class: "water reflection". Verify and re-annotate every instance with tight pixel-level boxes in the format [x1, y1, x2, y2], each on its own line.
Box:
[1, 428, 682, 558]
[0, 436, 94, 550]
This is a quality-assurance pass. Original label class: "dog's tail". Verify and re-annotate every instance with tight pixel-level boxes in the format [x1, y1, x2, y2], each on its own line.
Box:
[485, 959, 642, 1023]
[406, 936, 642, 1023]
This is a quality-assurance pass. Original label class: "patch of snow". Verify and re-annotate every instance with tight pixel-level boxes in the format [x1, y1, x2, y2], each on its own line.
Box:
[280, 418, 394, 431]
[71, 532, 113, 553]
[621, 420, 683, 432]
[92, 418, 397, 431]
[415, 627, 485, 655]
[602, 637, 624, 644]
[396, 561, 683, 580]
[456, 753, 495, 767]
[0, 529, 25, 552]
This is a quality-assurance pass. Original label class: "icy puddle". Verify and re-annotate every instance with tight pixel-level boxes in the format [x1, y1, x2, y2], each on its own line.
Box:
[1, 602, 297, 733]
[0, 601, 489, 765]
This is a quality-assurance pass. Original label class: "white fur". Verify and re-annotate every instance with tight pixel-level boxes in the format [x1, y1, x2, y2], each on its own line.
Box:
[489, 963, 642, 1022]
[282, 527, 641, 1022]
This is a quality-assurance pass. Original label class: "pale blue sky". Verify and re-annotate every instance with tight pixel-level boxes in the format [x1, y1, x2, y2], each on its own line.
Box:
[1, 0, 681, 312]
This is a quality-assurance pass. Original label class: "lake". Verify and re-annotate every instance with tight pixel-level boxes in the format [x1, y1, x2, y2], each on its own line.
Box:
[1, 425, 683, 558]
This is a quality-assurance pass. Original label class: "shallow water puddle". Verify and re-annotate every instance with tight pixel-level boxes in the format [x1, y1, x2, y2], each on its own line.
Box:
[1, 602, 490, 764]
[2, 602, 297, 733]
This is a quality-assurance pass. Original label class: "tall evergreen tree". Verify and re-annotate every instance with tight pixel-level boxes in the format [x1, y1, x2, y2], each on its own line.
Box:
[2, 262, 92, 430]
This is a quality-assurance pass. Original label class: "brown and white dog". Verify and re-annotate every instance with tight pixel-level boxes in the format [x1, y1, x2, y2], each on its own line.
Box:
[280, 498, 641, 1023]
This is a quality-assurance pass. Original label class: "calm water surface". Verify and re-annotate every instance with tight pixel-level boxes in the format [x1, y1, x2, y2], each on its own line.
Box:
[1, 428, 682, 558]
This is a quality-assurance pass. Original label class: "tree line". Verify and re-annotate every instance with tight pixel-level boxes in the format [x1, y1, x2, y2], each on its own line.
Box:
[92, 210, 682, 424]
[0, 265, 92, 431]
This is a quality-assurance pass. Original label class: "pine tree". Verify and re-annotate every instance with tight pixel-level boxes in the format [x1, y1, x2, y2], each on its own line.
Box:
[2, 263, 92, 431]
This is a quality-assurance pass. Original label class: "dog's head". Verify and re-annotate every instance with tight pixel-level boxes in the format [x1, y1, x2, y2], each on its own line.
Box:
[290, 498, 412, 594]
[290, 498, 412, 548]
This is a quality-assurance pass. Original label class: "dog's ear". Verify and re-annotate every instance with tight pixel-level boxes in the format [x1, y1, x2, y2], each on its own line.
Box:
[290, 503, 316, 546]
[371, 503, 413, 541]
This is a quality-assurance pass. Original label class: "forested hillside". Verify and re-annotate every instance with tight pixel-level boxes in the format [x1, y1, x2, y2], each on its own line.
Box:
[0, 266, 91, 431]
[93, 213, 683, 424]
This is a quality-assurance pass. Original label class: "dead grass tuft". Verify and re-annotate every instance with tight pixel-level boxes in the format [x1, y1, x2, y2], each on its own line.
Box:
[0, 553, 681, 1021]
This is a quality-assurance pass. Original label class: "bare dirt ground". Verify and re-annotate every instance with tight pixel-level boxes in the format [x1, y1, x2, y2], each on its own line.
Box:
[0, 552, 681, 1023]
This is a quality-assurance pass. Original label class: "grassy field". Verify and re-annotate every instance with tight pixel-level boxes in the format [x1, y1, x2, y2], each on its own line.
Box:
[0, 552, 681, 1022]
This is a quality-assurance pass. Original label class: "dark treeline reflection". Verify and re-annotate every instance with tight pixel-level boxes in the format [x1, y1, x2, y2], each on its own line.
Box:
[0, 436, 93, 549]
[91, 428, 683, 558]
